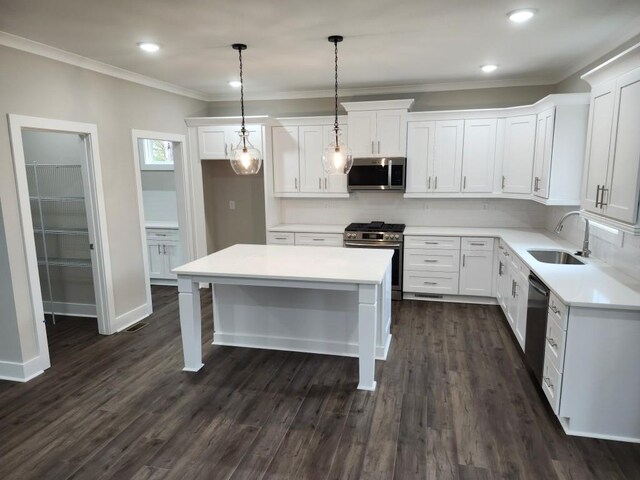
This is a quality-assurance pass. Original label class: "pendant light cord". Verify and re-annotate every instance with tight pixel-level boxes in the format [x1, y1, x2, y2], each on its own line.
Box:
[333, 38, 339, 145]
[238, 47, 247, 149]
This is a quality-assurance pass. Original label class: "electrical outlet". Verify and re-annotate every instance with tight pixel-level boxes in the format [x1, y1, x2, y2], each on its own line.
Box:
[229, 200, 236, 210]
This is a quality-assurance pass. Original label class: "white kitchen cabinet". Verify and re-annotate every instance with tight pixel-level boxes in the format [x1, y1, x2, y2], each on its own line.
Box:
[495, 249, 510, 311]
[294, 232, 343, 247]
[581, 44, 640, 230]
[404, 119, 463, 193]
[512, 269, 529, 349]
[272, 126, 300, 193]
[405, 121, 434, 193]
[299, 125, 325, 193]
[502, 115, 536, 194]
[198, 125, 262, 160]
[266, 231, 295, 245]
[459, 240, 494, 297]
[532, 108, 555, 198]
[461, 119, 497, 193]
[146, 228, 181, 284]
[404, 249, 460, 273]
[432, 120, 464, 193]
[346, 109, 408, 157]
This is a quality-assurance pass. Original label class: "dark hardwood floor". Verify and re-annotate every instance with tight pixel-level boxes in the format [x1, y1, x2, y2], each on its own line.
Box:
[1, 286, 639, 479]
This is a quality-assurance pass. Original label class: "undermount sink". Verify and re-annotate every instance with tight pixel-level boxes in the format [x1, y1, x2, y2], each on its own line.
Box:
[528, 250, 585, 265]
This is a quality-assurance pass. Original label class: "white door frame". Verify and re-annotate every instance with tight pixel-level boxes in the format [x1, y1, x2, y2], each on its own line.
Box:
[130, 129, 192, 310]
[7, 114, 116, 353]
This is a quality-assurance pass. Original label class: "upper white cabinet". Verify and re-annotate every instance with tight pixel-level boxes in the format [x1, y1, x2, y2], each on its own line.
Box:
[405, 121, 434, 193]
[271, 119, 349, 197]
[198, 124, 262, 160]
[432, 120, 464, 192]
[342, 99, 414, 157]
[501, 115, 537, 194]
[533, 109, 555, 198]
[461, 119, 497, 193]
[582, 45, 640, 231]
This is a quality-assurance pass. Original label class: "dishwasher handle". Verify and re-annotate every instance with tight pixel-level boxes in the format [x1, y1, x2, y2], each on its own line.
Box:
[529, 274, 549, 297]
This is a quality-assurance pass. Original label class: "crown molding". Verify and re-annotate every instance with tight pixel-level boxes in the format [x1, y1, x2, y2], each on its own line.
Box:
[0, 30, 210, 101]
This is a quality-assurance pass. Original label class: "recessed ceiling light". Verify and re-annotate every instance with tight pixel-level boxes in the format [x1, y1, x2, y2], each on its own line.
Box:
[137, 42, 161, 53]
[228, 81, 242, 88]
[508, 9, 537, 23]
[481, 64, 498, 73]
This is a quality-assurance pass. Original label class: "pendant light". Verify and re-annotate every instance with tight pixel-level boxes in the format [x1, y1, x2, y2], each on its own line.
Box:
[322, 35, 353, 175]
[229, 43, 262, 175]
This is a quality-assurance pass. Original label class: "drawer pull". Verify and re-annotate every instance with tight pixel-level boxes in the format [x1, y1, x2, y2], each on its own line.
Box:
[543, 377, 553, 389]
[423, 259, 438, 263]
[274, 237, 288, 240]
[469, 242, 485, 246]
[550, 304, 559, 314]
[546, 337, 557, 348]
[155, 233, 167, 236]
[423, 281, 438, 285]
[423, 241, 439, 245]
[312, 238, 325, 241]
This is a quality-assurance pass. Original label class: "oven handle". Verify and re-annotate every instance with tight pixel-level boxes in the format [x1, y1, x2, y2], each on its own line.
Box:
[344, 242, 402, 248]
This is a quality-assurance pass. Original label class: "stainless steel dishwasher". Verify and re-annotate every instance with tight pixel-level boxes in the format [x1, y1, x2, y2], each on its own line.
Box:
[525, 273, 550, 384]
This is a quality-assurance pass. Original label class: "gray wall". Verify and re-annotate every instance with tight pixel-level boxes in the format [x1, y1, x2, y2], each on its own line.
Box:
[0, 44, 207, 364]
[201, 161, 266, 253]
[0, 201, 23, 363]
[208, 85, 556, 117]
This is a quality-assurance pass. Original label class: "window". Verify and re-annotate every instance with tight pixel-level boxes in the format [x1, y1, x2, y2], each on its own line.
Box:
[139, 139, 174, 170]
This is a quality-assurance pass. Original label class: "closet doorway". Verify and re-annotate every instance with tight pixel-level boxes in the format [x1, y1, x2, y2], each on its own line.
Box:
[8, 115, 115, 371]
[131, 130, 191, 312]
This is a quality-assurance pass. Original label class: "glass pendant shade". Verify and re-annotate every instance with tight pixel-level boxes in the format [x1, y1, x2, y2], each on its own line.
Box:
[230, 132, 262, 175]
[322, 128, 353, 175]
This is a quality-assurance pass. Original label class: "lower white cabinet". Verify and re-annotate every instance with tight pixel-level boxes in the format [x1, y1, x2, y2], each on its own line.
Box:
[404, 236, 494, 299]
[267, 231, 294, 245]
[294, 232, 343, 247]
[459, 242, 494, 297]
[495, 241, 529, 349]
[146, 228, 182, 284]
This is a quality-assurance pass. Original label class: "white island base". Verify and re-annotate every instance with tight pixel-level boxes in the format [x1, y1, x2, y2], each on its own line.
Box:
[175, 245, 394, 391]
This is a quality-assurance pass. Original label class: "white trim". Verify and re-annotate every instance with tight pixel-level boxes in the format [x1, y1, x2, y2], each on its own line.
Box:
[113, 302, 152, 332]
[0, 357, 45, 382]
[213, 331, 392, 360]
[130, 129, 192, 315]
[404, 293, 499, 306]
[342, 99, 415, 112]
[184, 116, 270, 128]
[0, 31, 209, 101]
[579, 209, 640, 235]
[43, 301, 97, 317]
[559, 418, 640, 444]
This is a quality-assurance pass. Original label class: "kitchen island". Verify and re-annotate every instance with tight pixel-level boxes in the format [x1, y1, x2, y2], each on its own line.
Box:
[173, 244, 393, 391]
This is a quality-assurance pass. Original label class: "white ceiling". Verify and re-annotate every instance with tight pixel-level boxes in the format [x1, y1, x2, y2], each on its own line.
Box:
[1, 0, 640, 100]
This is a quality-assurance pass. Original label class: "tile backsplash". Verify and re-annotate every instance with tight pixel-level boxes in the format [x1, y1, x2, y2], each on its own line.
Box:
[545, 206, 640, 282]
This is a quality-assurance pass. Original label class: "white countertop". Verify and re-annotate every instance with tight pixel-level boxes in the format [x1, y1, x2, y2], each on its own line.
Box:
[268, 224, 346, 234]
[407, 226, 640, 310]
[146, 221, 179, 229]
[268, 223, 640, 310]
[173, 244, 393, 285]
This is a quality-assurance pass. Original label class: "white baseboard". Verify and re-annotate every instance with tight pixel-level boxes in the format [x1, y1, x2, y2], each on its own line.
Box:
[113, 302, 152, 333]
[403, 293, 499, 305]
[213, 332, 392, 360]
[0, 356, 46, 382]
[43, 301, 97, 317]
[559, 417, 640, 444]
[150, 278, 178, 286]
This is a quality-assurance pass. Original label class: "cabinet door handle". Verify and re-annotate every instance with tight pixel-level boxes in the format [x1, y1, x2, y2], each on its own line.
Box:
[502, 176, 506, 190]
[595, 184, 602, 208]
[463, 176, 467, 190]
[600, 187, 608, 207]
[534, 177, 539, 192]
[295, 178, 298, 190]
[157, 245, 161, 255]
[377, 141, 381, 154]
[511, 280, 516, 297]
[543, 377, 553, 389]
[324, 178, 327, 190]
[371, 141, 375, 154]
[498, 262, 504, 276]
[434, 176, 438, 190]
[163, 245, 167, 255]
[224, 143, 228, 157]
[546, 337, 557, 348]
[319, 177, 322, 189]
[428, 176, 431, 190]
[462, 254, 466, 267]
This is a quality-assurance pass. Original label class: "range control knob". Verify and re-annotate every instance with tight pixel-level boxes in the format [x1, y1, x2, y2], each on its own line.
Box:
[394, 234, 400, 239]
[384, 234, 389, 239]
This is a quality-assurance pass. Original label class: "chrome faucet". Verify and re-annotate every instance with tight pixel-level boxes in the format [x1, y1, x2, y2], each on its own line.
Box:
[554, 211, 591, 258]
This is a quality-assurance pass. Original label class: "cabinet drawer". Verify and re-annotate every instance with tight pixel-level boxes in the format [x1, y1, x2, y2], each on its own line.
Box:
[461, 237, 494, 251]
[404, 249, 460, 272]
[548, 292, 568, 329]
[403, 271, 459, 295]
[545, 314, 567, 373]
[294, 233, 343, 247]
[146, 229, 179, 241]
[405, 236, 461, 250]
[267, 231, 294, 245]
[542, 356, 563, 414]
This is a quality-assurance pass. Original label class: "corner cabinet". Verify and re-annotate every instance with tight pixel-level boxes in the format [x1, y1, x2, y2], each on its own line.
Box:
[582, 45, 640, 231]
[342, 99, 414, 157]
[501, 115, 536, 194]
[271, 118, 349, 197]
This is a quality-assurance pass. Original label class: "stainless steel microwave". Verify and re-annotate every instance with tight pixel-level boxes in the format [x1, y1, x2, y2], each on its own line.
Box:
[347, 157, 406, 191]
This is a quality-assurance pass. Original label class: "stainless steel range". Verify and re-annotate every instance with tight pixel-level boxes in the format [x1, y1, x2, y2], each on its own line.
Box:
[343, 221, 405, 300]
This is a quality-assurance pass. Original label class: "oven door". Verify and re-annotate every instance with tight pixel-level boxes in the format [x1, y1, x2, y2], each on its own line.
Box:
[343, 241, 402, 295]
